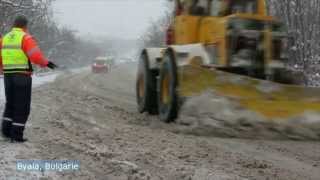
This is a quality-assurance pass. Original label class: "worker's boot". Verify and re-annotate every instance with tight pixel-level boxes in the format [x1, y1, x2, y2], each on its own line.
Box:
[1, 117, 12, 139]
[10, 138, 28, 143]
[10, 124, 28, 143]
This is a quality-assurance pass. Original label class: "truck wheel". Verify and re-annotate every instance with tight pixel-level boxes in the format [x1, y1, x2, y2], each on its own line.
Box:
[158, 49, 178, 122]
[136, 52, 158, 114]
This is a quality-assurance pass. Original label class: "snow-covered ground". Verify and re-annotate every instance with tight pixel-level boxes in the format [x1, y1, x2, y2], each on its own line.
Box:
[0, 73, 60, 101]
[0, 66, 90, 102]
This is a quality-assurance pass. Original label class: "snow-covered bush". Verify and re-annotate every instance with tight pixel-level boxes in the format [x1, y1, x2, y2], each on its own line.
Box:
[269, 0, 320, 85]
[0, 0, 101, 69]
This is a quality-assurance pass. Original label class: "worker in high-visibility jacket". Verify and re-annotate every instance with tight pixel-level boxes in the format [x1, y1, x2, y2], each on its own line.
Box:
[0, 15, 57, 143]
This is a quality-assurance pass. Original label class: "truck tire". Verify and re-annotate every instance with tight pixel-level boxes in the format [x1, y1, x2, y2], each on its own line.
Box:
[158, 49, 178, 122]
[136, 52, 158, 114]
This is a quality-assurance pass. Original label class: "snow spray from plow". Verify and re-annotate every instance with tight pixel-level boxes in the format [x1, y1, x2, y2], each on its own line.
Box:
[175, 65, 320, 140]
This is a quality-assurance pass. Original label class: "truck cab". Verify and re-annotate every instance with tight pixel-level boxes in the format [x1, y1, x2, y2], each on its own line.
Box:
[171, 0, 288, 78]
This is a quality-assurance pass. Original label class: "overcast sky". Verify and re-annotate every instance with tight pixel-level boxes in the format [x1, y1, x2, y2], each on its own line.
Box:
[52, 0, 168, 40]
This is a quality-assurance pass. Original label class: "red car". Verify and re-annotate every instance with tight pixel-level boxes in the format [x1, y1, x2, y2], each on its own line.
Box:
[92, 58, 108, 73]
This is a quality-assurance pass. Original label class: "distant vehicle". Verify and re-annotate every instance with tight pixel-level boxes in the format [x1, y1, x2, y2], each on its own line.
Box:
[92, 57, 111, 73]
[106, 56, 115, 68]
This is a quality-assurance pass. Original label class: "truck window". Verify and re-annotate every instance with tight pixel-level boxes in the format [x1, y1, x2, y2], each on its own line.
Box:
[95, 60, 106, 65]
[210, 0, 222, 16]
[189, 0, 209, 16]
[229, 0, 257, 14]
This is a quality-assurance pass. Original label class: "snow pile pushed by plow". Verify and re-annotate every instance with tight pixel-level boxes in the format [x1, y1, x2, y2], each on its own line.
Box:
[176, 91, 320, 140]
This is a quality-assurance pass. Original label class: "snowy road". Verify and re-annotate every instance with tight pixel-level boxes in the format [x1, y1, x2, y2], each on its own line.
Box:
[0, 64, 320, 180]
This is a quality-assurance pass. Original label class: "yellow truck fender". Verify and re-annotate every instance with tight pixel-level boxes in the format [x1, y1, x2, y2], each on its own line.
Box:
[167, 43, 212, 67]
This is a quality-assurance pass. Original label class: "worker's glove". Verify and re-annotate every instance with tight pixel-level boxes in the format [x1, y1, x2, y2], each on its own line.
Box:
[47, 61, 58, 69]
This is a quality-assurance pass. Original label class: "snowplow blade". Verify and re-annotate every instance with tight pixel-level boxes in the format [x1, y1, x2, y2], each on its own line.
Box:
[178, 65, 320, 121]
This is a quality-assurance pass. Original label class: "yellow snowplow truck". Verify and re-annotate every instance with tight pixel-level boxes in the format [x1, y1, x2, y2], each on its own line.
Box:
[136, 0, 320, 122]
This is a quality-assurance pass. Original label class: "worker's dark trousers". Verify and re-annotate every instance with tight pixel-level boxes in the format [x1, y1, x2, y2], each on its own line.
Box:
[1, 74, 32, 140]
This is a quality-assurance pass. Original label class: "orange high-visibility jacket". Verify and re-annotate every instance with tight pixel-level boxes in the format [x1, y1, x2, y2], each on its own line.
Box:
[0, 28, 49, 74]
